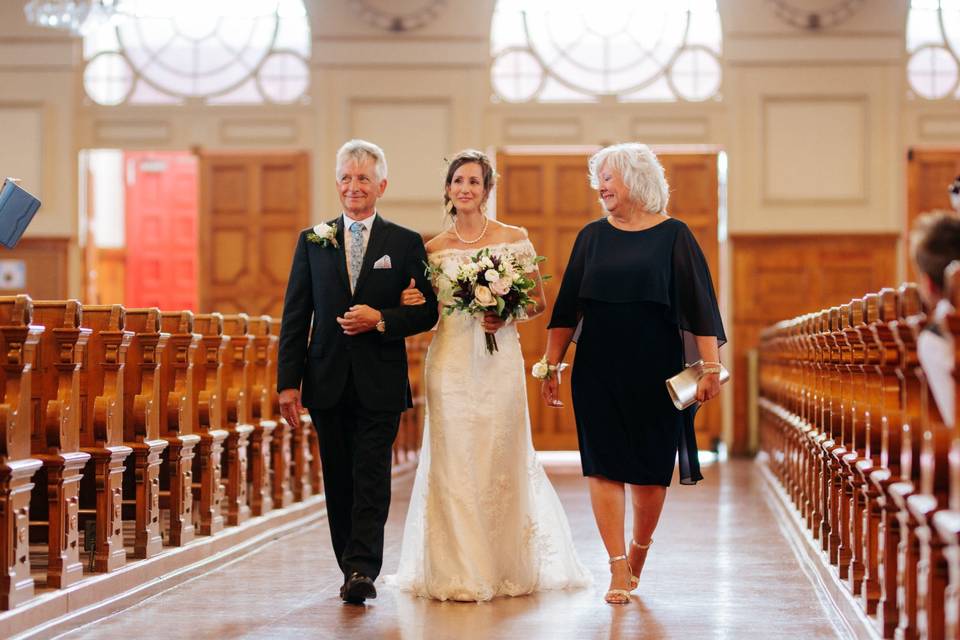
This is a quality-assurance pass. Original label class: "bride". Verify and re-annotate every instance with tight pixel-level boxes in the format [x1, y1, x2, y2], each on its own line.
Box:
[390, 149, 591, 602]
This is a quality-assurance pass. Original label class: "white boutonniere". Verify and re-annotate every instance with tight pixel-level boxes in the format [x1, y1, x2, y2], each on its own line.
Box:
[307, 222, 339, 248]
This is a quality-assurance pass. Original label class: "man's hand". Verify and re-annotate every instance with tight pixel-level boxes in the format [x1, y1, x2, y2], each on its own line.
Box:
[279, 388, 304, 428]
[337, 305, 382, 335]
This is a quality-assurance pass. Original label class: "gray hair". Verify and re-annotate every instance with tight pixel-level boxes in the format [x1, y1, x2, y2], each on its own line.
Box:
[588, 143, 669, 214]
[336, 139, 388, 183]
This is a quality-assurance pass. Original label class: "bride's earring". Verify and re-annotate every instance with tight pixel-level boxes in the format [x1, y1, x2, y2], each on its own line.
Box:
[445, 199, 455, 216]
[480, 201, 488, 215]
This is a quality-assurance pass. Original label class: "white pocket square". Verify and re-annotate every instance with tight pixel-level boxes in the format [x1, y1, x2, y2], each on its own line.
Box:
[373, 255, 392, 269]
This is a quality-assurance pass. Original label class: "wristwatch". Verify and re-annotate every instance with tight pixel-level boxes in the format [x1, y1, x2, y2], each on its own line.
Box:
[376, 315, 386, 333]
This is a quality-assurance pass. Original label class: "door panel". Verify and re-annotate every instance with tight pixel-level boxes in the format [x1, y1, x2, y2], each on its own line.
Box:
[198, 152, 310, 316]
[907, 149, 960, 278]
[124, 151, 198, 311]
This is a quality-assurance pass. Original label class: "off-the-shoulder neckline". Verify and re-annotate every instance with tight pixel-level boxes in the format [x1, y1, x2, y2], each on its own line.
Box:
[428, 239, 533, 259]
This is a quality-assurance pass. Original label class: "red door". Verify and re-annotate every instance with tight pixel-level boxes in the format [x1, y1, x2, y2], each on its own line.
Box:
[124, 151, 198, 311]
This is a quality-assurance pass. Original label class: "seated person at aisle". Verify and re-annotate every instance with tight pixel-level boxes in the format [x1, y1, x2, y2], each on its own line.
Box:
[911, 210, 960, 426]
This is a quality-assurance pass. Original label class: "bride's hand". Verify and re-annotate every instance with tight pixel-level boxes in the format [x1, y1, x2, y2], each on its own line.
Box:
[400, 278, 426, 306]
[481, 311, 505, 334]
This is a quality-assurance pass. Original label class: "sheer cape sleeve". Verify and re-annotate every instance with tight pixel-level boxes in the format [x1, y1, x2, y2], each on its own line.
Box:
[547, 227, 587, 329]
[668, 223, 726, 486]
[671, 223, 726, 365]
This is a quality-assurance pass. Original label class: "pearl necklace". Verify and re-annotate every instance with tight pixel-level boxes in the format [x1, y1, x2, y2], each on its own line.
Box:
[453, 215, 489, 245]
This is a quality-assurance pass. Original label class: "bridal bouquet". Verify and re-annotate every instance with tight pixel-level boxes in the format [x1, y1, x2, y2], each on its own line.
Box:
[428, 247, 546, 354]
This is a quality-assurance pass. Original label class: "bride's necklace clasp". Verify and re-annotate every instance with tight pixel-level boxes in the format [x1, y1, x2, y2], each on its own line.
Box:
[453, 215, 489, 245]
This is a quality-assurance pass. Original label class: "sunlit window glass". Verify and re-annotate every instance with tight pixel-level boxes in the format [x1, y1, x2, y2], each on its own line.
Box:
[83, 0, 311, 106]
[490, 0, 723, 103]
[906, 0, 960, 100]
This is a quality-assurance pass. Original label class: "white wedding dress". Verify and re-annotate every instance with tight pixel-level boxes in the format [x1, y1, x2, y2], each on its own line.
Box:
[391, 239, 591, 602]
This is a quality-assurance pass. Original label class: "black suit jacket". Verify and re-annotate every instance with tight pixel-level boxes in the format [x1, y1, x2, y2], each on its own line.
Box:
[276, 214, 439, 412]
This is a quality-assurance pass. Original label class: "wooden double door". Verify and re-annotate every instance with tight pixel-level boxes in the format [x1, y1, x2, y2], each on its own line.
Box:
[496, 151, 722, 452]
[198, 151, 310, 316]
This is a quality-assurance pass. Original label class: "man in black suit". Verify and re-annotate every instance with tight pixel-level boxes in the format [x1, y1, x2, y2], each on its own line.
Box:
[277, 139, 438, 604]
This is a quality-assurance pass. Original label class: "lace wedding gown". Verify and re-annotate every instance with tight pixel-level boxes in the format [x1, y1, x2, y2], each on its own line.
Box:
[391, 239, 592, 602]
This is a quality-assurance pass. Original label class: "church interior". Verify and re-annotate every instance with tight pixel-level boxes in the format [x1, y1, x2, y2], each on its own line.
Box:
[1, 0, 959, 637]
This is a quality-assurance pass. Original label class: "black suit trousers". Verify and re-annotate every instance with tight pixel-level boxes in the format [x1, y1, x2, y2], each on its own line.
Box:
[310, 371, 400, 581]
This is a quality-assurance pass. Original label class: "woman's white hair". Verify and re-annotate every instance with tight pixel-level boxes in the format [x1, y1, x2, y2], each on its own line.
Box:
[336, 139, 388, 183]
[588, 143, 669, 214]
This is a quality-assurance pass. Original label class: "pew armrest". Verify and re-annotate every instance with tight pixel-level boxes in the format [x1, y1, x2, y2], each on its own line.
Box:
[932, 509, 960, 544]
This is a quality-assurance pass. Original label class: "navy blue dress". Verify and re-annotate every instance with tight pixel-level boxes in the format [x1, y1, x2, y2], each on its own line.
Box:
[548, 217, 726, 486]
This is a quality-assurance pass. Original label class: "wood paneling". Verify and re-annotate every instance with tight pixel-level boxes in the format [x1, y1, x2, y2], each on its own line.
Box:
[198, 151, 310, 316]
[0, 237, 68, 299]
[907, 148, 960, 278]
[94, 248, 125, 305]
[730, 233, 898, 455]
[497, 151, 722, 451]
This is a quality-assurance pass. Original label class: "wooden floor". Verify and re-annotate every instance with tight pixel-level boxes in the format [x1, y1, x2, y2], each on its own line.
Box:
[50, 459, 853, 640]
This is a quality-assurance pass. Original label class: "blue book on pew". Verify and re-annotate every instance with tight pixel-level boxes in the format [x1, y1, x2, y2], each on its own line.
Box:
[0, 178, 41, 249]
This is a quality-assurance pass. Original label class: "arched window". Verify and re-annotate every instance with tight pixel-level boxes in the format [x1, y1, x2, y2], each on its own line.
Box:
[906, 0, 960, 100]
[490, 0, 723, 103]
[82, 0, 311, 106]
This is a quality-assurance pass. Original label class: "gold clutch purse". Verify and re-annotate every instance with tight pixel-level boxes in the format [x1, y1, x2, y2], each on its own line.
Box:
[665, 360, 729, 410]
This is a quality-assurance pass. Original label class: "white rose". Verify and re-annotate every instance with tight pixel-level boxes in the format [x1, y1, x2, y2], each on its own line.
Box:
[313, 222, 332, 237]
[484, 269, 500, 283]
[532, 360, 550, 379]
[491, 278, 511, 296]
[474, 285, 497, 307]
[481, 256, 494, 269]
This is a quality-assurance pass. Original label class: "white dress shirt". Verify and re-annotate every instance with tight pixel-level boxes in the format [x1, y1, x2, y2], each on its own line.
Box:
[342, 211, 376, 291]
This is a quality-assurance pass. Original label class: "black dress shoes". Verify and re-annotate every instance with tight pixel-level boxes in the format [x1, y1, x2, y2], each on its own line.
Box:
[341, 572, 377, 604]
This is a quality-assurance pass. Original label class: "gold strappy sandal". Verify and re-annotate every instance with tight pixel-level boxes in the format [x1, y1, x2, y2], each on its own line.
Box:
[629, 538, 653, 591]
[605, 555, 633, 605]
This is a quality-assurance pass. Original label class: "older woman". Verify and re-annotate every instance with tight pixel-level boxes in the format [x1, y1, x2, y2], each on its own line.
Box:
[541, 143, 726, 605]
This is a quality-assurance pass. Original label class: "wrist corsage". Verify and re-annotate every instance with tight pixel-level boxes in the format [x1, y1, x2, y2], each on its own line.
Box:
[531, 355, 568, 381]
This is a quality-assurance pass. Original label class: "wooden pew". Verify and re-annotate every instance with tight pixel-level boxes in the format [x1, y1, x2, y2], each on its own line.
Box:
[149, 310, 200, 548]
[236, 315, 275, 517]
[76, 305, 134, 572]
[30, 300, 92, 588]
[802, 313, 823, 536]
[251, 316, 292, 510]
[120, 308, 171, 556]
[889, 284, 926, 640]
[854, 293, 885, 615]
[841, 298, 869, 594]
[868, 288, 906, 638]
[219, 314, 255, 525]
[190, 313, 229, 535]
[759, 282, 957, 639]
[0, 295, 44, 609]
[820, 306, 847, 563]
[829, 303, 856, 577]
[271, 319, 311, 502]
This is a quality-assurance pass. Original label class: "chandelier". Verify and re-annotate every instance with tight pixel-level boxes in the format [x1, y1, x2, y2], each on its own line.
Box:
[23, 0, 123, 35]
